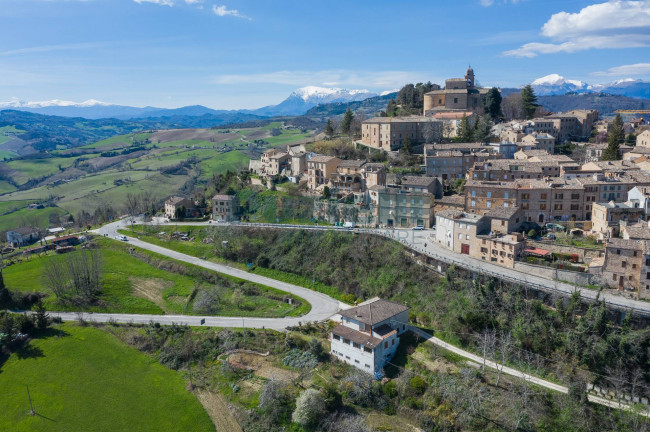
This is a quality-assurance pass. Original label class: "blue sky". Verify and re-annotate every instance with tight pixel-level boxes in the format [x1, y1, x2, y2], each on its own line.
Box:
[1, 0, 649, 109]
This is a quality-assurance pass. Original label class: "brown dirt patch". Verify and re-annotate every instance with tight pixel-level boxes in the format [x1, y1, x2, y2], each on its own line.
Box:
[412, 350, 459, 375]
[366, 413, 422, 432]
[129, 277, 174, 311]
[227, 352, 298, 381]
[240, 130, 270, 140]
[150, 129, 239, 143]
[196, 390, 242, 432]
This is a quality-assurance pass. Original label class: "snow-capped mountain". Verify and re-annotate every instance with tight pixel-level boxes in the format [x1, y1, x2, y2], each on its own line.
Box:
[530, 74, 590, 96]
[0, 98, 167, 119]
[251, 86, 378, 116]
[0, 98, 112, 109]
[530, 74, 650, 99]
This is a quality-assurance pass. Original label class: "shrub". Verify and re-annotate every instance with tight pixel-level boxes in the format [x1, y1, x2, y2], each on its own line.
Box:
[193, 289, 221, 314]
[341, 293, 356, 304]
[383, 380, 398, 398]
[292, 389, 325, 427]
[282, 349, 318, 369]
[309, 338, 323, 358]
[409, 376, 427, 395]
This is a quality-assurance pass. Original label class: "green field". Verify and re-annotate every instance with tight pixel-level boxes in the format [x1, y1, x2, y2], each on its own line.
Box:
[0, 125, 313, 230]
[7, 157, 78, 185]
[0, 324, 214, 432]
[4, 237, 309, 317]
[0, 180, 17, 195]
[0, 149, 18, 159]
[0, 206, 68, 233]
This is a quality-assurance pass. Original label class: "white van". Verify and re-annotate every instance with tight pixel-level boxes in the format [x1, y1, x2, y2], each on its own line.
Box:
[343, 222, 356, 229]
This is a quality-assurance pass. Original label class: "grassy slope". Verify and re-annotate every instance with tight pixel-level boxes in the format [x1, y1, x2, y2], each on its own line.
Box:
[0, 207, 68, 234]
[0, 180, 17, 195]
[121, 227, 347, 303]
[0, 324, 213, 432]
[7, 158, 77, 185]
[4, 238, 309, 317]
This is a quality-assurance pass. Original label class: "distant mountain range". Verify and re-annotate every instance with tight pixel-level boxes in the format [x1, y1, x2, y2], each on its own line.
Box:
[530, 74, 650, 99]
[0, 86, 378, 120]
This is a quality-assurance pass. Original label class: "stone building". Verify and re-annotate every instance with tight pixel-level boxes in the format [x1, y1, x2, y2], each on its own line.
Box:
[330, 298, 409, 376]
[638, 130, 650, 148]
[602, 238, 648, 297]
[360, 116, 442, 151]
[212, 195, 239, 222]
[423, 67, 489, 115]
[6, 227, 41, 248]
[307, 155, 341, 190]
[520, 133, 555, 153]
[164, 196, 197, 220]
[475, 233, 526, 268]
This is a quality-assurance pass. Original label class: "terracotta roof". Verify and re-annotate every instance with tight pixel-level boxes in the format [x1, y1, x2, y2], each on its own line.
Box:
[332, 325, 382, 348]
[337, 160, 366, 168]
[524, 248, 551, 257]
[339, 298, 408, 326]
[212, 194, 235, 200]
[485, 206, 521, 219]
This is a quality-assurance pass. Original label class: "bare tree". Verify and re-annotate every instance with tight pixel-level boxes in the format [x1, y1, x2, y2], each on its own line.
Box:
[423, 122, 443, 144]
[125, 192, 140, 232]
[502, 93, 524, 121]
[43, 250, 102, 303]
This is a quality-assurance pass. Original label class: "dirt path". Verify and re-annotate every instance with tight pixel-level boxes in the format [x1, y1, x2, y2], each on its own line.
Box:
[196, 390, 243, 432]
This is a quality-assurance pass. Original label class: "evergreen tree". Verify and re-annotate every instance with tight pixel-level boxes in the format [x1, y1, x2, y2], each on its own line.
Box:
[340, 108, 354, 135]
[324, 119, 335, 139]
[483, 87, 503, 119]
[473, 116, 493, 144]
[521, 84, 538, 119]
[402, 136, 412, 154]
[603, 114, 624, 160]
[457, 115, 473, 142]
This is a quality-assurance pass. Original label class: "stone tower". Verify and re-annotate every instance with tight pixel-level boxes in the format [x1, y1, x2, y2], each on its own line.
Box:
[465, 66, 475, 88]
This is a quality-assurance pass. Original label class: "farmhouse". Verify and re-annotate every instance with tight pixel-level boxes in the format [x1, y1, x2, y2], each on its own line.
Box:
[330, 298, 409, 377]
[6, 227, 41, 248]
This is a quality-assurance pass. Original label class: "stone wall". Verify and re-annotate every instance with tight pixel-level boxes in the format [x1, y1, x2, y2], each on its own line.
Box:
[513, 261, 600, 286]
[313, 201, 377, 226]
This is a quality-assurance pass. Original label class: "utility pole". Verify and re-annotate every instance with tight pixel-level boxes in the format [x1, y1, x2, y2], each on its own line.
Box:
[26, 385, 35, 416]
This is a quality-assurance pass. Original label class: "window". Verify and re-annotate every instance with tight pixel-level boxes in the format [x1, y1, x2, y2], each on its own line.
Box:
[355, 359, 360, 364]
[333, 334, 340, 341]
[364, 346, 372, 353]
[504, 192, 509, 199]
[365, 364, 371, 368]
[487, 191, 492, 198]
[353, 342, 361, 349]
[471, 190, 476, 197]
[622, 261, 627, 268]
[343, 338, 350, 344]
[487, 201, 492, 208]
[384, 341, 388, 349]
[471, 200, 476, 207]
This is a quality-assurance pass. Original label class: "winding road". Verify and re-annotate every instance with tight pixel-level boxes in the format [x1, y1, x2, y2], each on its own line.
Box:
[44, 218, 639, 414]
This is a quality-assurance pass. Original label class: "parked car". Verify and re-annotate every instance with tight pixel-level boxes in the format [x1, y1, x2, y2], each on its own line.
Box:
[412, 226, 425, 230]
[546, 233, 556, 240]
[114, 234, 128, 241]
[545, 223, 565, 231]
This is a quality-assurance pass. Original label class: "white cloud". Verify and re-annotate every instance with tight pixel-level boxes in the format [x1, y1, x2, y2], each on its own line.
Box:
[185, 0, 202, 3]
[134, 0, 173, 6]
[592, 62, 650, 76]
[211, 70, 433, 90]
[504, 1, 650, 57]
[212, 5, 251, 20]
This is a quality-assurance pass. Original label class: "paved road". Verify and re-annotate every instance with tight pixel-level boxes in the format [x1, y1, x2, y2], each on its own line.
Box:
[72, 219, 642, 413]
[93, 220, 341, 330]
[410, 327, 646, 415]
[150, 220, 650, 316]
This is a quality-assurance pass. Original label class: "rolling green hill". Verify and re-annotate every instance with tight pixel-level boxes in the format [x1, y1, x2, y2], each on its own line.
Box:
[0, 122, 315, 231]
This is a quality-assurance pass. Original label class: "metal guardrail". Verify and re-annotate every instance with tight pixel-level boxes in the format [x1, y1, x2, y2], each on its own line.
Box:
[220, 222, 650, 316]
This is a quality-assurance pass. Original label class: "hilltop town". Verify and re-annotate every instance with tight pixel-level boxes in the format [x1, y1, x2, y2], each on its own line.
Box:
[3, 67, 650, 432]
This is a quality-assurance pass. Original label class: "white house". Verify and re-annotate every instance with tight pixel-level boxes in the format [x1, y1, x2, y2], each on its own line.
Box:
[628, 186, 650, 220]
[6, 227, 41, 248]
[330, 298, 409, 377]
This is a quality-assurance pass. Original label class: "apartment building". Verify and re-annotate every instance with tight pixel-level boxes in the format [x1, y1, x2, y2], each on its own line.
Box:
[475, 233, 526, 268]
[164, 196, 197, 220]
[360, 116, 442, 151]
[377, 188, 435, 228]
[468, 160, 562, 181]
[591, 201, 644, 239]
[307, 155, 341, 190]
[364, 163, 387, 189]
[435, 210, 489, 254]
[330, 298, 409, 376]
[484, 206, 524, 235]
[329, 160, 366, 194]
[465, 178, 586, 223]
